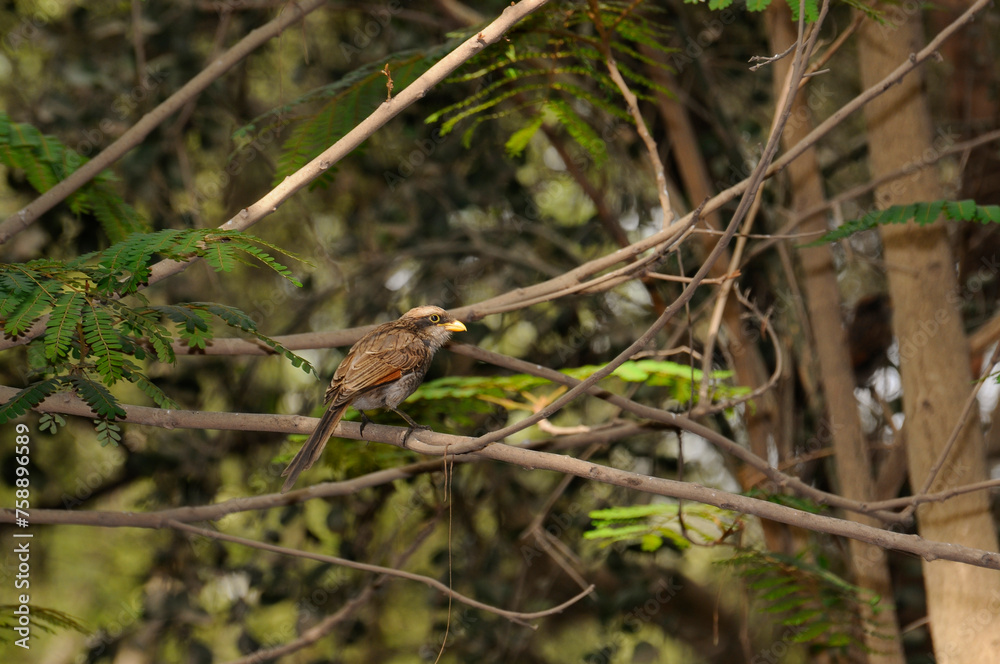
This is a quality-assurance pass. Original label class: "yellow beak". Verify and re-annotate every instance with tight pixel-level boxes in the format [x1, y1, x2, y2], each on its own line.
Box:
[442, 320, 467, 332]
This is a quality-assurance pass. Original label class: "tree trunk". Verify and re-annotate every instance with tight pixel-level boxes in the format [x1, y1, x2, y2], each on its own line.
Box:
[765, 6, 907, 661]
[858, 9, 1000, 661]
[643, 47, 795, 556]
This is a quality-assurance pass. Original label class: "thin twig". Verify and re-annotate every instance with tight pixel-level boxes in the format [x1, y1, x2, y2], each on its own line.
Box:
[589, 0, 672, 226]
[749, 42, 796, 71]
[10, 447, 1000, 571]
[167, 519, 594, 628]
[699, 1, 823, 404]
[900, 342, 1000, 520]
[0, 0, 554, 351]
[225, 583, 378, 664]
[0, 0, 327, 244]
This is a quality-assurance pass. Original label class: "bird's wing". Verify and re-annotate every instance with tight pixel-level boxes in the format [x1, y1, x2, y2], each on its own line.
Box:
[326, 326, 428, 403]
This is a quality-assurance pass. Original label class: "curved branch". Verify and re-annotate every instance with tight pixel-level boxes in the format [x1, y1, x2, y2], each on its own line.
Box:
[6, 426, 999, 570]
[0, 0, 554, 351]
[223, 583, 377, 664]
[7, 383, 1000, 570]
[167, 520, 594, 628]
[0, 0, 327, 244]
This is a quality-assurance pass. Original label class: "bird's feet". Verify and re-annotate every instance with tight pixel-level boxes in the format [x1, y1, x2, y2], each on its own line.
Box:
[358, 412, 374, 438]
[401, 424, 432, 448]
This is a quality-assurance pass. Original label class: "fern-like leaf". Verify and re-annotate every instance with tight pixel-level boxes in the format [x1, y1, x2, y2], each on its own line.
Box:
[4, 282, 58, 337]
[0, 112, 148, 243]
[94, 418, 123, 447]
[81, 304, 125, 384]
[69, 375, 126, 420]
[45, 292, 85, 361]
[721, 550, 885, 652]
[150, 304, 214, 350]
[199, 302, 314, 374]
[38, 412, 66, 434]
[0, 378, 61, 423]
[806, 199, 1000, 246]
[125, 372, 179, 410]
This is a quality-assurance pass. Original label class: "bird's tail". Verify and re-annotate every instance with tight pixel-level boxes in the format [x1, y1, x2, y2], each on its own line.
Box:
[281, 401, 350, 493]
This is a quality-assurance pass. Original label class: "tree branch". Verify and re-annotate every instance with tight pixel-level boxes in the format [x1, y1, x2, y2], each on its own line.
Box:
[0, 0, 554, 351]
[6, 428, 1000, 571]
[166, 520, 593, 629]
[0, 0, 328, 245]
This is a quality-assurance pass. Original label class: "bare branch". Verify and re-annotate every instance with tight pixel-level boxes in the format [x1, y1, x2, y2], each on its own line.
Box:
[7, 432, 1000, 571]
[0, 0, 554, 351]
[589, 0, 673, 226]
[166, 520, 593, 628]
[0, 0, 328, 245]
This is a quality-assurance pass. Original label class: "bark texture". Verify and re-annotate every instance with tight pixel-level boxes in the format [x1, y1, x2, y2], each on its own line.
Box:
[766, 6, 906, 661]
[858, 10, 1000, 662]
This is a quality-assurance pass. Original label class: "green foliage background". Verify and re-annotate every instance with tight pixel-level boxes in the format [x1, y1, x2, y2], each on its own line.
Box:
[0, 1, 994, 663]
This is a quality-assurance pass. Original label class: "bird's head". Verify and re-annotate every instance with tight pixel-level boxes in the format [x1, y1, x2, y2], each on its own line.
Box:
[400, 306, 467, 347]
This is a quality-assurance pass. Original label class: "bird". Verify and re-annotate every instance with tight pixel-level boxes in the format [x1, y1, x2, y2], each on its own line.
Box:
[281, 305, 467, 492]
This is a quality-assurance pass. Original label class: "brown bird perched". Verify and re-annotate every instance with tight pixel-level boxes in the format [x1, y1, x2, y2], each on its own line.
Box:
[281, 305, 467, 492]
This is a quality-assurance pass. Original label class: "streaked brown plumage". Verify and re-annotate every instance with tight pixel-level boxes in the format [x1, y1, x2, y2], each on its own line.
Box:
[281, 306, 466, 492]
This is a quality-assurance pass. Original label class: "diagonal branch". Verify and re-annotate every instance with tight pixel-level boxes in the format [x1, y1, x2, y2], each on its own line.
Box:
[0, 0, 328, 245]
[462, 0, 823, 452]
[0, 0, 554, 351]
[6, 430, 1000, 571]
[166, 520, 594, 629]
[588, 0, 673, 227]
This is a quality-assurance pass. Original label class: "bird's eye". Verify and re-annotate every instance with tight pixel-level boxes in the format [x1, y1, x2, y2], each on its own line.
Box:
[428, 314, 441, 323]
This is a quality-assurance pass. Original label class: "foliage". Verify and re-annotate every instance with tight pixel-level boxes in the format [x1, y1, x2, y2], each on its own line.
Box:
[720, 550, 888, 654]
[806, 199, 1000, 246]
[428, 1, 675, 155]
[692, 0, 820, 22]
[406, 359, 748, 416]
[0, 228, 313, 429]
[0, 604, 87, 641]
[585, 504, 884, 654]
[242, 2, 677, 185]
[0, 112, 147, 243]
[238, 39, 466, 186]
[585, 502, 742, 551]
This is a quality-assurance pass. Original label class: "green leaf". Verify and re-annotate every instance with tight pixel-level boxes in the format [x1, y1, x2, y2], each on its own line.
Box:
[45, 292, 85, 361]
[95, 419, 122, 447]
[0, 378, 61, 423]
[781, 608, 823, 627]
[126, 372, 179, 410]
[805, 198, 1000, 246]
[590, 504, 675, 521]
[4, 282, 57, 337]
[69, 375, 126, 420]
[640, 533, 663, 552]
[760, 583, 804, 602]
[81, 304, 125, 384]
[789, 620, 831, 643]
[0, 112, 149, 244]
[912, 199, 943, 226]
[38, 412, 66, 434]
[505, 113, 545, 158]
